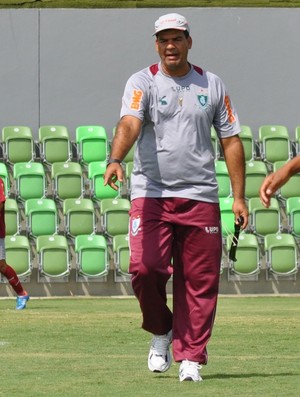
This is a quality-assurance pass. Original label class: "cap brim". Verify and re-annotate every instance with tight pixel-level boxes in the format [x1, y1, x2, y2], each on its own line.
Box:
[153, 27, 187, 36]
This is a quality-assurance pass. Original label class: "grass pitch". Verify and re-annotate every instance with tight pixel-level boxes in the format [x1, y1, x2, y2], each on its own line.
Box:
[0, 296, 299, 397]
[1, 1, 300, 8]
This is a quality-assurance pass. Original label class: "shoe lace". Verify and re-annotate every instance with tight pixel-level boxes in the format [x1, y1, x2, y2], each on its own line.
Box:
[182, 360, 202, 371]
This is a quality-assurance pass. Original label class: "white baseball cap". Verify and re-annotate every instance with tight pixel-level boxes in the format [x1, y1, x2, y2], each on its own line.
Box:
[153, 13, 190, 36]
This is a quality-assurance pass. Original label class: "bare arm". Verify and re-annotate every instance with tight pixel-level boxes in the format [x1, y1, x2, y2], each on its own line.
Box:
[260, 155, 300, 208]
[104, 115, 142, 190]
[220, 135, 249, 229]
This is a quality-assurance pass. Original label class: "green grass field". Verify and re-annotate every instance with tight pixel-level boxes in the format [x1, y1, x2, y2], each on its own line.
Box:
[1, 0, 300, 8]
[0, 296, 299, 397]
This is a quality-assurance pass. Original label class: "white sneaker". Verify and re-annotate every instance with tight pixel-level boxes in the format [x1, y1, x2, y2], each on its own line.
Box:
[148, 330, 172, 372]
[179, 360, 203, 382]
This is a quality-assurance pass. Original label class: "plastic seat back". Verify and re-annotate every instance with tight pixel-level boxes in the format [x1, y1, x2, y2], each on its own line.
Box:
[215, 160, 231, 198]
[63, 198, 96, 238]
[2, 126, 35, 164]
[273, 161, 300, 200]
[5, 235, 32, 277]
[76, 125, 108, 165]
[5, 198, 20, 236]
[259, 125, 291, 164]
[286, 197, 300, 237]
[75, 234, 109, 277]
[239, 125, 255, 161]
[245, 160, 268, 199]
[37, 235, 70, 278]
[100, 198, 130, 237]
[248, 197, 281, 237]
[264, 233, 298, 275]
[52, 162, 83, 201]
[113, 234, 130, 275]
[39, 125, 72, 164]
[13, 162, 46, 201]
[88, 161, 120, 200]
[25, 198, 58, 238]
[219, 197, 235, 237]
[0, 164, 10, 197]
[227, 233, 260, 276]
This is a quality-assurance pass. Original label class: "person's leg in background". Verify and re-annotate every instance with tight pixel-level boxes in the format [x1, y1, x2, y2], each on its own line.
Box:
[0, 239, 29, 310]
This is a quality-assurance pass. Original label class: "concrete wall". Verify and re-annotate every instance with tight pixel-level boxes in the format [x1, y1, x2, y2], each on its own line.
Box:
[0, 8, 300, 139]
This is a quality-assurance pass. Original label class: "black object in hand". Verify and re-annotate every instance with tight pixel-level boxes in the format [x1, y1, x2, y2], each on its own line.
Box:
[229, 216, 244, 262]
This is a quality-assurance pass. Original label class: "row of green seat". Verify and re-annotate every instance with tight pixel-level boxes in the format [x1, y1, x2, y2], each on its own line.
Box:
[5, 192, 300, 245]
[1, 160, 122, 201]
[213, 124, 300, 165]
[220, 196, 300, 239]
[2, 233, 129, 281]
[1, 123, 300, 202]
[3, 230, 298, 283]
[1, 157, 299, 203]
[224, 232, 298, 279]
[6, 197, 131, 240]
[0, 125, 136, 166]
[1, 124, 299, 167]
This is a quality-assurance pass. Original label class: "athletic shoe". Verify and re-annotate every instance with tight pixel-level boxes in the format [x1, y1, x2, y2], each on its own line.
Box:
[179, 359, 203, 382]
[16, 294, 30, 310]
[148, 330, 172, 372]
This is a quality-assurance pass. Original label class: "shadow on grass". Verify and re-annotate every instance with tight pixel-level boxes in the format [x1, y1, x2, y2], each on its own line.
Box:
[155, 372, 300, 380]
[198, 372, 300, 380]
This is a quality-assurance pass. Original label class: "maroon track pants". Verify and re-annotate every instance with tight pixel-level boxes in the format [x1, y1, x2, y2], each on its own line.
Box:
[129, 197, 222, 364]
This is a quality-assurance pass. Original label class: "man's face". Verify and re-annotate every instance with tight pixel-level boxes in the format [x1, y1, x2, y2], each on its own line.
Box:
[155, 29, 192, 76]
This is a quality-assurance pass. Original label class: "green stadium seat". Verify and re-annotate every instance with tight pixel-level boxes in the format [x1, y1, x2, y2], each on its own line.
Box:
[294, 126, 300, 154]
[239, 125, 255, 161]
[100, 198, 130, 238]
[259, 125, 292, 165]
[39, 125, 72, 165]
[88, 161, 120, 200]
[5, 235, 32, 278]
[227, 232, 260, 277]
[76, 125, 108, 165]
[273, 160, 300, 201]
[219, 197, 235, 237]
[5, 198, 20, 236]
[51, 162, 83, 201]
[0, 163, 10, 197]
[13, 162, 46, 201]
[286, 197, 300, 237]
[245, 160, 268, 199]
[75, 234, 109, 278]
[37, 235, 70, 278]
[215, 160, 231, 198]
[113, 234, 130, 276]
[2, 126, 35, 164]
[248, 197, 281, 237]
[264, 233, 298, 277]
[63, 198, 96, 238]
[25, 198, 58, 238]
